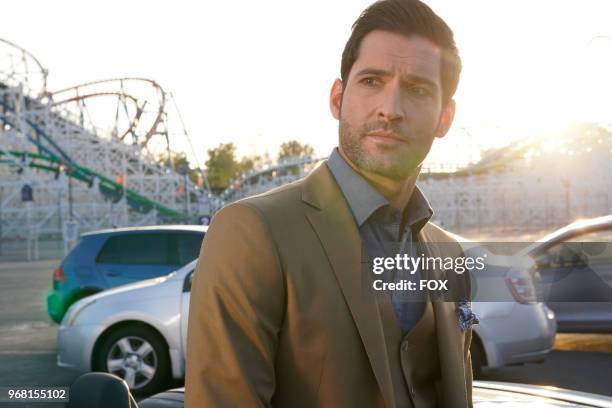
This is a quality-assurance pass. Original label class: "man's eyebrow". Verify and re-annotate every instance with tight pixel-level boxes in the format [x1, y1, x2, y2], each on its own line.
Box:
[401, 74, 437, 89]
[354, 68, 438, 89]
[355, 68, 391, 78]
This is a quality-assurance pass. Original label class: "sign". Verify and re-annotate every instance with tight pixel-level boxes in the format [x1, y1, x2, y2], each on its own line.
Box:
[21, 184, 33, 202]
[63, 221, 79, 243]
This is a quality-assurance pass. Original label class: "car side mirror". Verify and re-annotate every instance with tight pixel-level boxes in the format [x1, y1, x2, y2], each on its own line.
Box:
[66, 372, 138, 408]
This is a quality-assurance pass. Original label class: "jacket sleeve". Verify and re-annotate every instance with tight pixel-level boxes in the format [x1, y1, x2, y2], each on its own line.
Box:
[185, 202, 284, 408]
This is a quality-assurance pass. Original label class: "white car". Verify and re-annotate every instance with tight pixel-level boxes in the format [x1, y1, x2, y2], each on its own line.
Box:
[57, 245, 556, 394]
[57, 260, 196, 395]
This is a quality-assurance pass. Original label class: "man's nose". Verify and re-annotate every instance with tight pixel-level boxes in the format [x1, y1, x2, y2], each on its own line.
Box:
[376, 82, 404, 122]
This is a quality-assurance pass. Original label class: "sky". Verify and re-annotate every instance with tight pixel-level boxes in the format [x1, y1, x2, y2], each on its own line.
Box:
[4, 0, 612, 169]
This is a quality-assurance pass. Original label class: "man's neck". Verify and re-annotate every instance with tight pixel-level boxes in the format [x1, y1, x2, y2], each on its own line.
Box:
[338, 148, 419, 211]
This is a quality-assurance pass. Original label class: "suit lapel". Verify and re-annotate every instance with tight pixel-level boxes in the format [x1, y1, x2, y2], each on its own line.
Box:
[418, 226, 468, 407]
[302, 164, 395, 408]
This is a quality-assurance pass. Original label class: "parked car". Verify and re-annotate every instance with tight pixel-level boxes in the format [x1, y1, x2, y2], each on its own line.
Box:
[46, 225, 206, 323]
[57, 259, 197, 395]
[521, 214, 612, 333]
[448, 233, 557, 375]
[135, 381, 612, 407]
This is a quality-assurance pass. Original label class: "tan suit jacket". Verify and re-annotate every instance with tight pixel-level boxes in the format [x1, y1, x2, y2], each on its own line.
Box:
[185, 163, 473, 407]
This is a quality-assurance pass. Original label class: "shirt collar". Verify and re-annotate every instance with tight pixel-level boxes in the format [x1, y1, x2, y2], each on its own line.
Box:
[325, 147, 433, 232]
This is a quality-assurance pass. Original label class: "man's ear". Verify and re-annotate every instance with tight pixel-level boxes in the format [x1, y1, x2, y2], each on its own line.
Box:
[435, 99, 456, 138]
[329, 78, 343, 120]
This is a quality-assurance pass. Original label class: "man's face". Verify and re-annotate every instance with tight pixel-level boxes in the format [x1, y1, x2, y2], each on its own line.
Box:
[330, 30, 455, 180]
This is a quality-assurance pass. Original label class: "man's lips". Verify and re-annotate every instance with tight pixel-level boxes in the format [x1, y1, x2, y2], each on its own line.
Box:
[365, 130, 407, 143]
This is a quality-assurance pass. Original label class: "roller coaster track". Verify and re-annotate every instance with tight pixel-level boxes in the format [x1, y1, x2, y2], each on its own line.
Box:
[50, 78, 166, 149]
[0, 148, 188, 220]
[0, 107, 189, 221]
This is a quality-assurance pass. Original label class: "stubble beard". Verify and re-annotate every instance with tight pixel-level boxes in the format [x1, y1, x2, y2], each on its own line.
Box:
[338, 118, 426, 181]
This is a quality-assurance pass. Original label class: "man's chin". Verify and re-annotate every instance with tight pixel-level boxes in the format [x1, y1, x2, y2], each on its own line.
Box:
[341, 142, 424, 179]
[361, 158, 421, 180]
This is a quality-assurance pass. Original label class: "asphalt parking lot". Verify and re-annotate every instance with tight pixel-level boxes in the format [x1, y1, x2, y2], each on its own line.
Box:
[0, 260, 75, 384]
[1, 259, 611, 403]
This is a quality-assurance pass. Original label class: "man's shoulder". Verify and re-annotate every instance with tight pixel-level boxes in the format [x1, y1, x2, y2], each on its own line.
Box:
[213, 176, 309, 227]
[231, 162, 333, 215]
[239, 176, 306, 211]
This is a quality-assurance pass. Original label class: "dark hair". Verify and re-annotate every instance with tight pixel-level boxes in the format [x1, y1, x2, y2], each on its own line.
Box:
[340, 0, 461, 105]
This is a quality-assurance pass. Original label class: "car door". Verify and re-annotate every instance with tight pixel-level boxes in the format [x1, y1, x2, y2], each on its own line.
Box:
[535, 227, 612, 332]
[96, 232, 179, 287]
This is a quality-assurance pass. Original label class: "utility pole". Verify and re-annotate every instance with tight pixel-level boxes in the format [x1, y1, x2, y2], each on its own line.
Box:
[178, 165, 190, 222]
[185, 173, 191, 217]
[61, 163, 77, 254]
[0, 187, 3, 257]
[68, 165, 73, 221]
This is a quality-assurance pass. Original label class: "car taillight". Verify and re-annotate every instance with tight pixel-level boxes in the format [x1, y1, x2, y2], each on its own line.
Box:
[53, 266, 65, 282]
[505, 273, 537, 304]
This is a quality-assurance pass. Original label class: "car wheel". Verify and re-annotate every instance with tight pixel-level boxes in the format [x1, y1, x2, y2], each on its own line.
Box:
[470, 336, 486, 378]
[96, 326, 170, 396]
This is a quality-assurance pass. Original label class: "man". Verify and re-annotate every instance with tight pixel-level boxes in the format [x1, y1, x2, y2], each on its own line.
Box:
[186, 0, 475, 407]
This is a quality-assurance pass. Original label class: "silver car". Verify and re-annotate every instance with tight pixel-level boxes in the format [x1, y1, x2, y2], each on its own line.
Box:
[448, 233, 557, 374]
[471, 298, 556, 374]
[57, 259, 196, 395]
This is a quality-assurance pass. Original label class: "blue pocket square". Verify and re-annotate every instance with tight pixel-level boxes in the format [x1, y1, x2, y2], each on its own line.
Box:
[457, 299, 479, 331]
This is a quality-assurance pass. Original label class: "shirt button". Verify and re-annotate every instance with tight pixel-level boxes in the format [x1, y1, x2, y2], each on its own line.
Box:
[410, 385, 415, 396]
[401, 342, 409, 352]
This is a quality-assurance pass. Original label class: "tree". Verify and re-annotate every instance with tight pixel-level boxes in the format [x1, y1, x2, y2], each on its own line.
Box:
[204, 145, 275, 192]
[278, 140, 315, 161]
[157, 151, 201, 185]
[237, 152, 273, 174]
[173, 152, 191, 172]
[237, 155, 258, 175]
[204, 143, 242, 192]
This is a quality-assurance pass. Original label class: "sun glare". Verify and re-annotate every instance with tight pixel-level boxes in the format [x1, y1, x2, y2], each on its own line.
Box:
[575, 36, 612, 123]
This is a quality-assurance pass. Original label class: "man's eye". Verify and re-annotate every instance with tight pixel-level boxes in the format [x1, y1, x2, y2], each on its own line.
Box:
[361, 77, 379, 86]
[410, 86, 431, 97]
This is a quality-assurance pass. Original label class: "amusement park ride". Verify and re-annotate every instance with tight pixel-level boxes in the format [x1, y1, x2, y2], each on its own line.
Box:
[0, 38, 325, 257]
[0, 39, 212, 254]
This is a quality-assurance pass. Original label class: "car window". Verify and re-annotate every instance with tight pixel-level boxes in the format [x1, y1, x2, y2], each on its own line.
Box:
[539, 242, 583, 268]
[97, 233, 172, 265]
[176, 233, 204, 265]
[539, 228, 612, 268]
[96, 236, 122, 264]
[572, 228, 612, 267]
